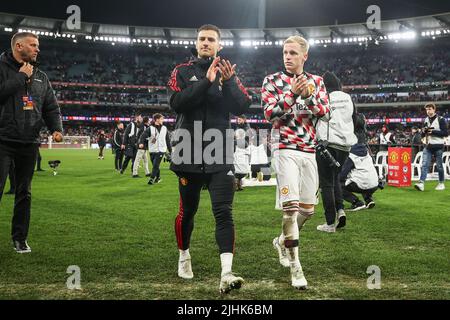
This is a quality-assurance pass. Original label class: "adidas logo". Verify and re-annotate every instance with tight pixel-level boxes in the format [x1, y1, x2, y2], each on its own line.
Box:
[227, 170, 234, 176]
[189, 75, 199, 82]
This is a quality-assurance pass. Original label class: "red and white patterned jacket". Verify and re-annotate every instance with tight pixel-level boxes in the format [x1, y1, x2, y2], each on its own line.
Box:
[261, 71, 330, 153]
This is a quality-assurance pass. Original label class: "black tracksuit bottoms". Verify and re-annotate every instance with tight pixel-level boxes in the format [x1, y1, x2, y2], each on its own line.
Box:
[150, 152, 164, 180]
[0, 140, 38, 241]
[174, 170, 235, 254]
[316, 148, 349, 225]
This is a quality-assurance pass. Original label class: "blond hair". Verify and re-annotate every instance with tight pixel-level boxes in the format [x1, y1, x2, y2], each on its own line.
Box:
[284, 36, 309, 53]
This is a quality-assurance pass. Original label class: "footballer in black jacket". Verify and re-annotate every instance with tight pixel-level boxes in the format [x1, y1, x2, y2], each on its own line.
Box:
[167, 24, 251, 294]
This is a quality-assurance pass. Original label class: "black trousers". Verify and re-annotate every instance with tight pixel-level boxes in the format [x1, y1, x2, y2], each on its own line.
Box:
[0, 140, 38, 241]
[174, 170, 235, 254]
[316, 148, 349, 225]
[114, 149, 124, 170]
[342, 182, 378, 204]
[122, 147, 137, 172]
[150, 152, 164, 179]
[36, 149, 42, 170]
[251, 164, 269, 178]
[98, 145, 105, 157]
[8, 161, 16, 192]
[235, 173, 246, 180]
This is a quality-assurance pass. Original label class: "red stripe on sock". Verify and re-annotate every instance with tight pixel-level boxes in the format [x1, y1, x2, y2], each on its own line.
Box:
[175, 195, 184, 249]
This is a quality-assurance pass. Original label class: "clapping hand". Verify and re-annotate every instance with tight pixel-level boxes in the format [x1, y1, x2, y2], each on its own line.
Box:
[290, 74, 314, 98]
[218, 59, 236, 82]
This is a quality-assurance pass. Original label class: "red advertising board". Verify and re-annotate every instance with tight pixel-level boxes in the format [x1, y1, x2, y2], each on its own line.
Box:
[388, 147, 412, 187]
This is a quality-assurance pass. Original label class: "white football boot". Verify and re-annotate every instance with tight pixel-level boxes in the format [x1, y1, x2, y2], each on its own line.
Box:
[219, 273, 244, 294]
[272, 237, 290, 267]
[291, 265, 308, 290]
[178, 257, 193, 279]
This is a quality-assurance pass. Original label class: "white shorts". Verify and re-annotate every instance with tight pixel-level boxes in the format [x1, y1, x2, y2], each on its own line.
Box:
[274, 149, 319, 208]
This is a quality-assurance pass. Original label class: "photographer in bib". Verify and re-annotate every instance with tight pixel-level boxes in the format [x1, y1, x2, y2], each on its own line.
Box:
[315, 72, 357, 233]
[414, 103, 448, 191]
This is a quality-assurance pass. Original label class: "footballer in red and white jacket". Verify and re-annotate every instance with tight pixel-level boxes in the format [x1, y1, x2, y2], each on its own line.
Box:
[261, 36, 330, 291]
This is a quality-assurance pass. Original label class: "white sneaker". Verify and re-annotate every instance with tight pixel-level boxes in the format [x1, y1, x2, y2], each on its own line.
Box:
[414, 182, 424, 191]
[435, 183, 445, 191]
[178, 258, 193, 279]
[219, 273, 244, 294]
[316, 223, 336, 233]
[336, 209, 346, 229]
[272, 237, 290, 267]
[291, 265, 308, 290]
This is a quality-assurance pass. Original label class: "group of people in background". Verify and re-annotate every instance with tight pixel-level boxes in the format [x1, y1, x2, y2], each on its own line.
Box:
[110, 113, 171, 185]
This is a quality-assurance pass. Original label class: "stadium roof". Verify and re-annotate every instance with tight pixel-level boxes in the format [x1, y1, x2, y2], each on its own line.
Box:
[0, 11, 449, 47]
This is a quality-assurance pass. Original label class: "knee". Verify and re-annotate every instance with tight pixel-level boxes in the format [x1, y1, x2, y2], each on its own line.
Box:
[298, 204, 314, 219]
[212, 203, 233, 223]
[282, 201, 299, 214]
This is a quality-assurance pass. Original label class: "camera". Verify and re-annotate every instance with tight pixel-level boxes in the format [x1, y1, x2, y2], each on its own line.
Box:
[422, 126, 434, 134]
[316, 142, 340, 168]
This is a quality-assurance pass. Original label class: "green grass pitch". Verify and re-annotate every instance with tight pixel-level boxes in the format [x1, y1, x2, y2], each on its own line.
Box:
[0, 149, 449, 299]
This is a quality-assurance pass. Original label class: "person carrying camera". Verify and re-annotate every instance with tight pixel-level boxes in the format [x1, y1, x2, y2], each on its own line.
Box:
[262, 36, 330, 289]
[315, 72, 357, 233]
[414, 103, 448, 191]
[339, 143, 380, 209]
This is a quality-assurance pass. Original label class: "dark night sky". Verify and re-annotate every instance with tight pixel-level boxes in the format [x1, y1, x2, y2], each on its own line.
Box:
[0, 0, 449, 29]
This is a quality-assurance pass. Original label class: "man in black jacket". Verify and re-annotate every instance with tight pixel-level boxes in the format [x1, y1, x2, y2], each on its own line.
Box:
[168, 24, 251, 294]
[0, 32, 63, 253]
[120, 114, 143, 174]
[113, 122, 125, 171]
[132, 116, 150, 178]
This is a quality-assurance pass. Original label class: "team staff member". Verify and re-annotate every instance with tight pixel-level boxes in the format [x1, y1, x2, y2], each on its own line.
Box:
[132, 116, 150, 178]
[0, 32, 63, 253]
[113, 122, 125, 171]
[168, 24, 251, 294]
[139, 113, 171, 185]
[120, 114, 143, 174]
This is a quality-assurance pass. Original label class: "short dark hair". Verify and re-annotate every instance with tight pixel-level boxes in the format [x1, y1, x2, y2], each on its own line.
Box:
[143, 116, 150, 123]
[153, 113, 163, 121]
[11, 32, 38, 50]
[424, 103, 436, 110]
[197, 24, 221, 39]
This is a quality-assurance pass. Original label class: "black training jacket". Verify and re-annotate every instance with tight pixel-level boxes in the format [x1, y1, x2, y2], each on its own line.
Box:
[0, 51, 62, 144]
[167, 57, 251, 173]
